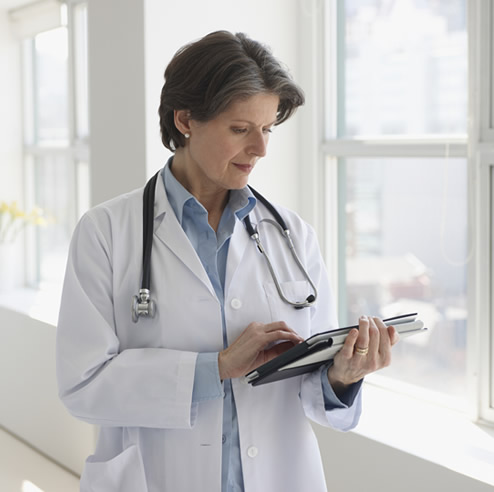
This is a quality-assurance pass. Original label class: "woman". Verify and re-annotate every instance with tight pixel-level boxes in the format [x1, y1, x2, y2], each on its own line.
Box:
[56, 31, 398, 492]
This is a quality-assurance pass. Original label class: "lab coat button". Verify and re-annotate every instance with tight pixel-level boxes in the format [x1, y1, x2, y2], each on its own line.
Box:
[230, 298, 242, 310]
[247, 446, 258, 458]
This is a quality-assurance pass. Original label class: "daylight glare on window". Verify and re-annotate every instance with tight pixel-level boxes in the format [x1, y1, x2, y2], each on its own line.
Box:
[341, 0, 467, 137]
[34, 27, 69, 145]
[339, 157, 468, 400]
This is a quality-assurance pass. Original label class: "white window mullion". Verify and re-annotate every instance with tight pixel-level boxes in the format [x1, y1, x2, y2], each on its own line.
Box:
[478, 0, 494, 141]
[490, 161, 494, 421]
[468, 0, 494, 423]
[322, 139, 468, 158]
[471, 152, 494, 424]
[476, 157, 494, 423]
[296, 0, 328, 245]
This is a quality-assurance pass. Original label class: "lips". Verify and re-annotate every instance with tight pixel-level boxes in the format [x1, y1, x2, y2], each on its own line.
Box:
[232, 163, 254, 173]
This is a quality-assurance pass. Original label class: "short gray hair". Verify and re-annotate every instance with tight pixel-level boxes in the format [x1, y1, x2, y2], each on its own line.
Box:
[158, 30, 305, 151]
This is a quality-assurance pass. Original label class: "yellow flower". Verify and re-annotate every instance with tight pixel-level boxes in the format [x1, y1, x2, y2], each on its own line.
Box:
[0, 200, 48, 243]
[33, 217, 48, 226]
[9, 201, 25, 218]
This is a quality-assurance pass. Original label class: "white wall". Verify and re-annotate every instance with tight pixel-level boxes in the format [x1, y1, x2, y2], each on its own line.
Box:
[0, 306, 94, 474]
[317, 425, 493, 492]
[87, 0, 147, 206]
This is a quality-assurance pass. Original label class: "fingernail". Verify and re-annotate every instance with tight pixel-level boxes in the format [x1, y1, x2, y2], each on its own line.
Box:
[360, 315, 367, 321]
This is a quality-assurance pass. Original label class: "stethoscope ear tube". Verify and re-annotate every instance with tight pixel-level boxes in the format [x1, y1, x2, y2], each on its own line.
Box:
[132, 171, 160, 323]
[245, 187, 318, 309]
[248, 185, 288, 230]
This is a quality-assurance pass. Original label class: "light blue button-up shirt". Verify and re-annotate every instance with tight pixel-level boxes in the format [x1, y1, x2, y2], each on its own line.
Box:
[162, 158, 361, 492]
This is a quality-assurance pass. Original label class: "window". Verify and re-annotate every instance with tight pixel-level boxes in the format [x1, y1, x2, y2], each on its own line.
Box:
[338, 156, 468, 400]
[319, 0, 484, 412]
[336, 1, 467, 138]
[20, 1, 89, 288]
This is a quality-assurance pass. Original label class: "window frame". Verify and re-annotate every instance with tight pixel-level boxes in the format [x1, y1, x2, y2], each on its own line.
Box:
[468, 0, 494, 425]
[298, 0, 493, 423]
[20, 0, 89, 288]
[476, 149, 494, 424]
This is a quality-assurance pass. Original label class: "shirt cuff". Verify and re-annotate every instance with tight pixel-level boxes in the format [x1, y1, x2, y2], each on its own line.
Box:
[321, 362, 363, 410]
[192, 352, 224, 402]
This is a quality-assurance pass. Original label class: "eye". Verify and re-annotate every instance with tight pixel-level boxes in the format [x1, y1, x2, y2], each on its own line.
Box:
[232, 127, 248, 134]
[263, 127, 273, 134]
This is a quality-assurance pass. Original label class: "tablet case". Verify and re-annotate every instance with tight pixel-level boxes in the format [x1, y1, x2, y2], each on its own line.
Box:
[245, 313, 427, 386]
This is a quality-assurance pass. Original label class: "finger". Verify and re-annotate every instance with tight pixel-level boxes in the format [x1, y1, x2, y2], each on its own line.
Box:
[355, 315, 370, 353]
[264, 321, 290, 332]
[339, 328, 359, 359]
[244, 322, 302, 348]
[388, 325, 399, 345]
[264, 321, 304, 338]
[263, 329, 304, 346]
[366, 317, 381, 355]
[374, 317, 391, 354]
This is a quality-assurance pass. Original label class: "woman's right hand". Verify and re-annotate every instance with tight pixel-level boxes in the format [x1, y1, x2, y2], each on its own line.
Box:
[218, 321, 304, 380]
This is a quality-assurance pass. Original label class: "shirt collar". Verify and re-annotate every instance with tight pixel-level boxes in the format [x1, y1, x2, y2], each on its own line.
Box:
[162, 157, 256, 226]
[162, 157, 194, 225]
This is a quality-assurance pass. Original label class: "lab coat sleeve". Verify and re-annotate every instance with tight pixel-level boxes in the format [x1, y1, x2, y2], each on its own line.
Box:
[321, 362, 363, 410]
[56, 212, 197, 429]
[297, 222, 363, 431]
[192, 352, 223, 402]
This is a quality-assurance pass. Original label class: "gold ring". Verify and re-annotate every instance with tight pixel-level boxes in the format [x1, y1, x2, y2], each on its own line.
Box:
[354, 346, 369, 356]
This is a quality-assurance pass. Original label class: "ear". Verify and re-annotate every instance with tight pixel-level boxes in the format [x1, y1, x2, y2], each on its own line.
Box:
[174, 109, 192, 136]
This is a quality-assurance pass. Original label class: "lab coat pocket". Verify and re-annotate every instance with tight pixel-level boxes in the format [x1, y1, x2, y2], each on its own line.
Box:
[80, 445, 148, 492]
[264, 280, 311, 338]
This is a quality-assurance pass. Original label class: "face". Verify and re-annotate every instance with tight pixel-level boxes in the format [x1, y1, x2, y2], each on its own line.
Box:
[180, 92, 279, 195]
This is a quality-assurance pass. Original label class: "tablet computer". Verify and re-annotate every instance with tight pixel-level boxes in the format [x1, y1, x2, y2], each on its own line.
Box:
[245, 313, 427, 386]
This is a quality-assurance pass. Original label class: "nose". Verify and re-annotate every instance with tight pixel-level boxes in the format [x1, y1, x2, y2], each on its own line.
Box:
[248, 130, 268, 158]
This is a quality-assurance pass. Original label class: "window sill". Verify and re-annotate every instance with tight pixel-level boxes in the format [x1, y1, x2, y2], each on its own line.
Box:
[356, 380, 494, 487]
[0, 284, 61, 327]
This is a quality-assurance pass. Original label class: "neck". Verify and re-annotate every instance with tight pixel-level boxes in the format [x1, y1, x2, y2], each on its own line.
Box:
[170, 150, 229, 231]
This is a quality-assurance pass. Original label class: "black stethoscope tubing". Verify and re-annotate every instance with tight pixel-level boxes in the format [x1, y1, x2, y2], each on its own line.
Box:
[132, 171, 159, 322]
[132, 170, 317, 322]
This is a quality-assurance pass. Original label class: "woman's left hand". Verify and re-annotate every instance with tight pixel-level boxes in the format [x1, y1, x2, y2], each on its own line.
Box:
[327, 315, 399, 395]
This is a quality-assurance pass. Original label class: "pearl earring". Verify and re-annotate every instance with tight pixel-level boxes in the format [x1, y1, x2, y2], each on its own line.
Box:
[184, 133, 190, 139]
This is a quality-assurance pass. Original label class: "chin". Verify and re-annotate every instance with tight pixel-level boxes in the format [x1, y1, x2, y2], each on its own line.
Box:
[226, 177, 250, 190]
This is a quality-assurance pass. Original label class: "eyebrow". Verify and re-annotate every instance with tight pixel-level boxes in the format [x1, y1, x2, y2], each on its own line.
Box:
[230, 119, 277, 127]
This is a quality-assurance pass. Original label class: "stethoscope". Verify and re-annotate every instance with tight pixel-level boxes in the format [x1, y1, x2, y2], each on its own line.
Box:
[132, 170, 318, 322]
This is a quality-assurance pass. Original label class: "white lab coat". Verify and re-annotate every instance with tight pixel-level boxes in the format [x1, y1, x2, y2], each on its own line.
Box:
[56, 175, 361, 492]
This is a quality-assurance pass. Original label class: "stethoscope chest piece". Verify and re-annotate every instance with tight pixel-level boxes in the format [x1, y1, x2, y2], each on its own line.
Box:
[132, 288, 156, 323]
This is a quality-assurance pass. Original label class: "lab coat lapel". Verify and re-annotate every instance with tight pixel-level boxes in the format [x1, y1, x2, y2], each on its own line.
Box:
[225, 217, 251, 295]
[153, 175, 215, 297]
